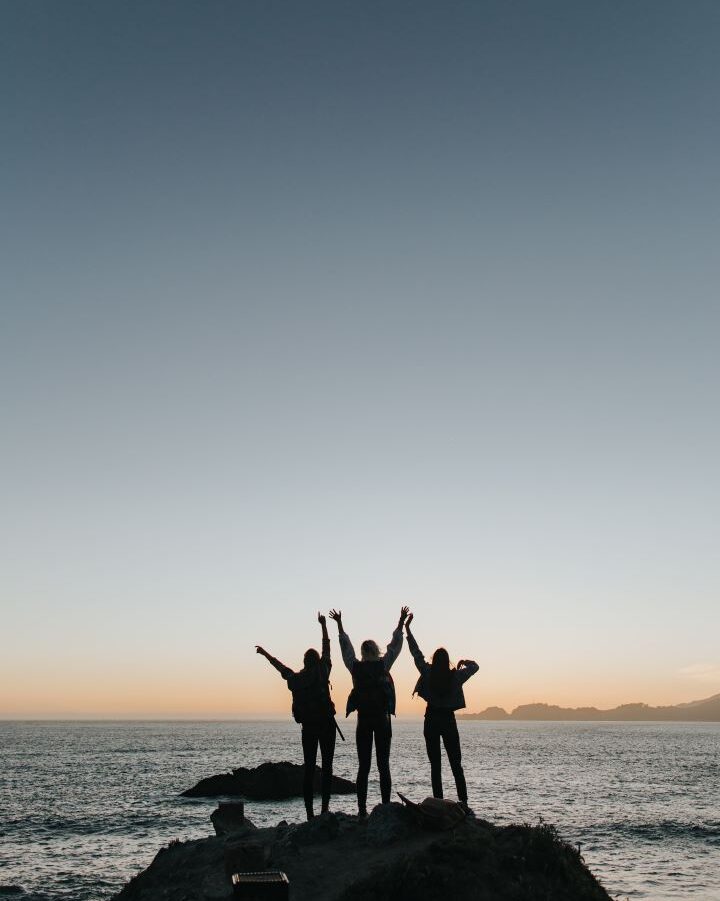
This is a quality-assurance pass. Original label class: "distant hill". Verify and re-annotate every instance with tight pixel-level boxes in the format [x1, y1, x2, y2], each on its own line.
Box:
[459, 693, 720, 722]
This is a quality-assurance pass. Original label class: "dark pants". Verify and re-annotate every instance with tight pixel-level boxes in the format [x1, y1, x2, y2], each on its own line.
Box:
[355, 712, 392, 813]
[423, 707, 467, 803]
[301, 718, 337, 817]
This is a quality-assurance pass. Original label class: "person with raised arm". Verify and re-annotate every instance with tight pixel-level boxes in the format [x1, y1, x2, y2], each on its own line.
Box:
[328, 606, 409, 816]
[404, 612, 478, 811]
[255, 612, 337, 819]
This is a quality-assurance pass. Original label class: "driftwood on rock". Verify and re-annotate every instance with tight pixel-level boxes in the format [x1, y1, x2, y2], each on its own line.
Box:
[181, 761, 356, 800]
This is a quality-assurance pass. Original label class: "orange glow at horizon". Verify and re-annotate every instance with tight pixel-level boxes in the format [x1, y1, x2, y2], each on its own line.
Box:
[2, 657, 716, 719]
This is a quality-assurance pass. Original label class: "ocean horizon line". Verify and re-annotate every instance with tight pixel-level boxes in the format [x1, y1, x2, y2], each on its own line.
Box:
[4, 692, 720, 724]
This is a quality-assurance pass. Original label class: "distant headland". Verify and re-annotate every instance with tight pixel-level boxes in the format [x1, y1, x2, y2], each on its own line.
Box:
[459, 693, 720, 722]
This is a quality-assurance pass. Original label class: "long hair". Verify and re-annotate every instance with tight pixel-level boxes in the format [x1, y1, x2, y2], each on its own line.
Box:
[360, 639, 380, 661]
[429, 647, 453, 695]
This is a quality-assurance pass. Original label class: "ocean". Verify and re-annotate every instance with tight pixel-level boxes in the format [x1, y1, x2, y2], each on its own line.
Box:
[1, 720, 719, 900]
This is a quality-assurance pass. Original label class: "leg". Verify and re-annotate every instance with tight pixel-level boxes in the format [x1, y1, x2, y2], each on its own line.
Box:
[374, 715, 392, 804]
[355, 715, 373, 815]
[423, 713, 444, 799]
[301, 725, 320, 819]
[319, 719, 337, 813]
[441, 714, 468, 804]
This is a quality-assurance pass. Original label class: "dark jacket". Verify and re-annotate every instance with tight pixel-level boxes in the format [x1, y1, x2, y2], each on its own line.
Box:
[339, 628, 403, 717]
[407, 630, 478, 712]
[266, 637, 335, 722]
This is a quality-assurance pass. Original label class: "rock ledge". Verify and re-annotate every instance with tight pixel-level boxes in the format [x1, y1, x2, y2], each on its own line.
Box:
[181, 761, 356, 800]
[114, 802, 613, 901]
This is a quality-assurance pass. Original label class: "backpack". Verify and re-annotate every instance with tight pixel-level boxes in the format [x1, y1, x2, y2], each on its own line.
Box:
[350, 660, 390, 716]
[289, 665, 335, 724]
[413, 669, 464, 711]
[398, 794, 467, 831]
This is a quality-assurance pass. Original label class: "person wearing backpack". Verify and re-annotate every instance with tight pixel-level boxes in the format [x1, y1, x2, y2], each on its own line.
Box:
[255, 612, 337, 819]
[328, 605, 409, 816]
[404, 612, 478, 811]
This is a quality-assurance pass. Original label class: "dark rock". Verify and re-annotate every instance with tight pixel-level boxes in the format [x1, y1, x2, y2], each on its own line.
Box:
[340, 820, 611, 901]
[184, 772, 240, 796]
[0, 889, 25, 896]
[113, 812, 613, 901]
[277, 811, 342, 848]
[364, 802, 416, 847]
[210, 802, 256, 836]
[182, 761, 356, 800]
[223, 839, 269, 879]
[116, 836, 227, 901]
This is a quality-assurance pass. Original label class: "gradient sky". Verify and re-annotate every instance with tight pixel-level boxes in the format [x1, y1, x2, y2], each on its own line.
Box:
[2, 1, 719, 718]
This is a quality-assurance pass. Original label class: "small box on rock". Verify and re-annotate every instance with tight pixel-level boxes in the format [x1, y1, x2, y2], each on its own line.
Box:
[231, 871, 289, 899]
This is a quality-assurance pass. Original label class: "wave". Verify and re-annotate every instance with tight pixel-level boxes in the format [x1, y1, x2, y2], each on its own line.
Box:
[1, 815, 167, 837]
[613, 820, 720, 841]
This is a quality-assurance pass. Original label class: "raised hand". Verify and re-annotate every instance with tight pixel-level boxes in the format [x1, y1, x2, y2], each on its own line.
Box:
[405, 612, 414, 631]
[318, 611, 326, 626]
[398, 605, 410, 627]
[328, 609, 344, 634]
[255, 645, 268, 657]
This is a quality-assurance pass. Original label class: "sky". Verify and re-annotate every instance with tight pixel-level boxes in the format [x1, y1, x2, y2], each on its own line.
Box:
[1, 1, 719, 718]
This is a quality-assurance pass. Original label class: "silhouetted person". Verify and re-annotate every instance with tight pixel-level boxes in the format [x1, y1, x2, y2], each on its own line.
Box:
[329, 606, 408, 816]
[404, 613, 478, 809]
[256, 612, 336, 819]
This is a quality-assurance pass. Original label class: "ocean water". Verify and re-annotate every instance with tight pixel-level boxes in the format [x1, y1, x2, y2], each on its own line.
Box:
[1, 720, 719, 900]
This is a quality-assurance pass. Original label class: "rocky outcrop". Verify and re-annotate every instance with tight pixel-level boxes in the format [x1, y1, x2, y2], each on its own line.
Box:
[210, 802, 255, 837]
[461, 692, 720, 721]
[181, 761, 355, 800]
[114, 803, 613, 901]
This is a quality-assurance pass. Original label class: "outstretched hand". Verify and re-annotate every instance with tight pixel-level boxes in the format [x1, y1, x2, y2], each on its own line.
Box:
[398, 605, 411, 627]
[317, 611, 326, 626]
[255, 645, 268, 657]
[405, 612, 414, 631]
[329, 609, 345, 634]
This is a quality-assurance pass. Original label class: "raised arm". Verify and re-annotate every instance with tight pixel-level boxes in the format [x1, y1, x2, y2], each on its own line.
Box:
[255, 645, 294, 681]
[318, 611, 331, 669]
[404, 613, 429, 674]
[456, 659, 479, 683]
[329, 609, 356, 672]
[383, 605, 409, 671]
